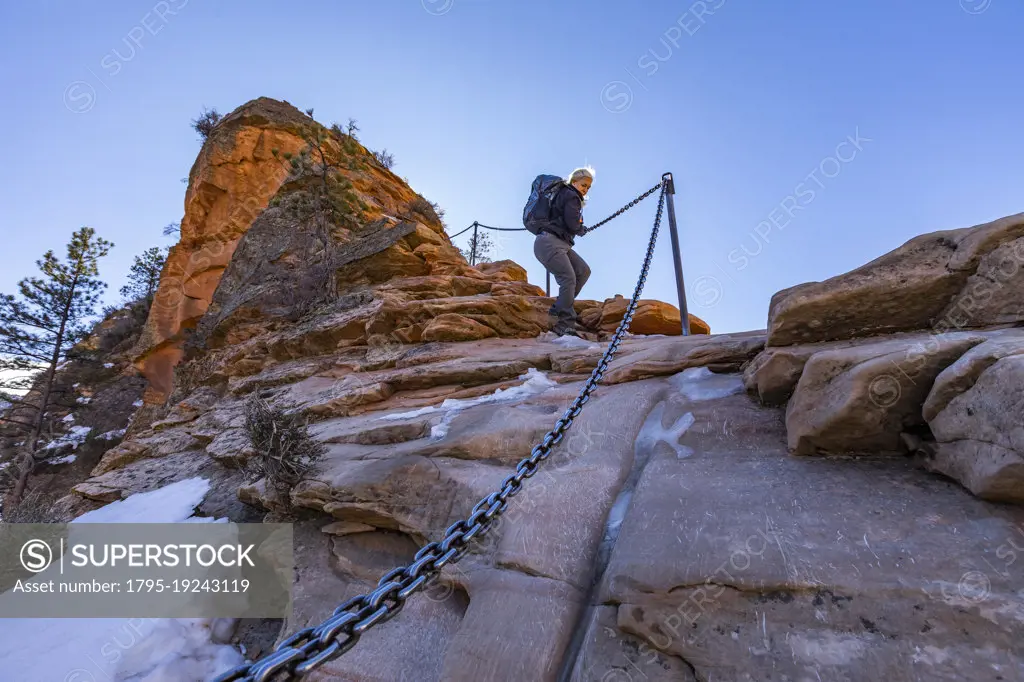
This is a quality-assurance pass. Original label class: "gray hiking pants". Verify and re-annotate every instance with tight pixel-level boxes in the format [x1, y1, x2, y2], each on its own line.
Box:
[534, 231, 591, 327]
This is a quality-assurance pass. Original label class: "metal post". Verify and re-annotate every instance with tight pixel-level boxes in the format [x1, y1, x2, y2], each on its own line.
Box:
[662, 172, 690, 336]
[546, 269, 551, 297]
[471, 222, 479, 266]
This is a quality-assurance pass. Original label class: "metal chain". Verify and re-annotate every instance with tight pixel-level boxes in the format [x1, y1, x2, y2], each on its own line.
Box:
[446, 180, 663, 240]
[213, 179, 669, 682]
[583, 181, 663, 234]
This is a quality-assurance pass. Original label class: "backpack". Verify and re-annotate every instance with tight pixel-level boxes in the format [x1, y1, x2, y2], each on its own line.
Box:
[523, 174, 566, 235]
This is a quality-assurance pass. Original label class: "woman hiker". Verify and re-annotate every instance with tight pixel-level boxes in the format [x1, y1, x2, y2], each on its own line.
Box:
[533, 166, 594, 337]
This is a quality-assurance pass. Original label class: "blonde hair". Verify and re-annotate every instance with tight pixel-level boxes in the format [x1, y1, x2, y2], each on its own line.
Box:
[567, 165, 595, 202]
[567, 165, 595, 185]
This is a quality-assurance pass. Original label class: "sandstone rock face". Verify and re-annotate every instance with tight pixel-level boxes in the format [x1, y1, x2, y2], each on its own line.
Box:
[939, 235, 1024, 328]
[767, 213, 1024, 346]
[134, 99, 312, 401]
[63, 328, 1024, 681]
[134, 98, 449, 402]
[785, 332, 986, 455]
[593, 295, 711, 336]
[923, 330, 1024, 502]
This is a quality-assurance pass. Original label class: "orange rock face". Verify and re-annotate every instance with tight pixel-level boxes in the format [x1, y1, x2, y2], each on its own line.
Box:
[596, 295, 711, 335]
[133, 98, 450, 402]
[134, 99, 311, 401]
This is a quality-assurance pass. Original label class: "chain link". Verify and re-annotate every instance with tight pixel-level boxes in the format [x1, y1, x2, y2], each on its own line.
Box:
[212, 179, 669, 682]
[583, 181, 663, 234]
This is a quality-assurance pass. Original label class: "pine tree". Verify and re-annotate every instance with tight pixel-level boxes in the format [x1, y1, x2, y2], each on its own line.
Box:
[270, 123, 366, 227]
[459, 229, 494, 265]
[119, 246, 167, 307]
[0, 227, 113, 506]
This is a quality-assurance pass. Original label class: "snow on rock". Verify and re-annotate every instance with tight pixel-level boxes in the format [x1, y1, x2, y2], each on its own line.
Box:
[132, 399, 144, 408]
[41, 425, 92, 451]
[0, 478, 243, 680]
[0, 615, 244, 682]
[669, 366, 745, 402]
[48, 453, 76, 465]
[538, 331, 601, 350]
[73, 477, 214, 524]
[62, 413, 76, 424]
[98, 428, 128, 441]
[103, 362, 115, 369]
[76, 395, 92, 404]
[101, 618, 245, 681]
[379, 367, 558, 439]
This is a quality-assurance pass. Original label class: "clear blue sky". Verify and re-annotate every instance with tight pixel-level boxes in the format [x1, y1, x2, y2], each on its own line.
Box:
[1, 0, 1021, 334]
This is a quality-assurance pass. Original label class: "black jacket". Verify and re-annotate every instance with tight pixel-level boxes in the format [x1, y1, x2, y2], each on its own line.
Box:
[544, 184, 585, 245]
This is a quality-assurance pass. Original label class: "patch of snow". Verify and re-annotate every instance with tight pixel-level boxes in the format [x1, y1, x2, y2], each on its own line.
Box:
[107, 618, 244, 680]
[669, 367, 745, 402]
[0, 478, 242, 681]
[76, 395, 91, 404]
[72, 382, 80, 388]
[379, 367, 558, 440]
[98, 428, 127, 440]
[73, 478, 214, 524]
[537, 331, 601, 350]
[103, 362, 115, 369]
[132, 399, 144, 408]
[48, 453, 76, 465]
[41, 425, 92, 450]
[62, 413, 76, 424]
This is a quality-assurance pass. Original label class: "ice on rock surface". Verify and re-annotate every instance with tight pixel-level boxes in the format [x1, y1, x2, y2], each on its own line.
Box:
[379, 367, 557, 439]
[670, 366, 745, 401]
[634, 401, 695, 461]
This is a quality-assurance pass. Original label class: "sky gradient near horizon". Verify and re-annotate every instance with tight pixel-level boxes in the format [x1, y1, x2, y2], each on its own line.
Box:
[0, 0, 1021, 334]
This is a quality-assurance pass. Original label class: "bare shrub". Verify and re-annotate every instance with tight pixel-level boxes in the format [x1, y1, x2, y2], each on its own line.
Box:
[243, 394, 324, 497]
[192, 107, 222, 141]
[2, 485, 59, 523]
[372, 149, 395, 169]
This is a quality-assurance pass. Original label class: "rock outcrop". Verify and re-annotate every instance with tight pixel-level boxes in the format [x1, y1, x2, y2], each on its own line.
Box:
[767, 213, 1024, 346]
[588, 295, 711, 336]
[134, 99, 313, 402]
[745, 212, 1024, 502]
[25, 98, 1024, 681]
[923, 329, 1024, 502]
[785, 331, 985, 455]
